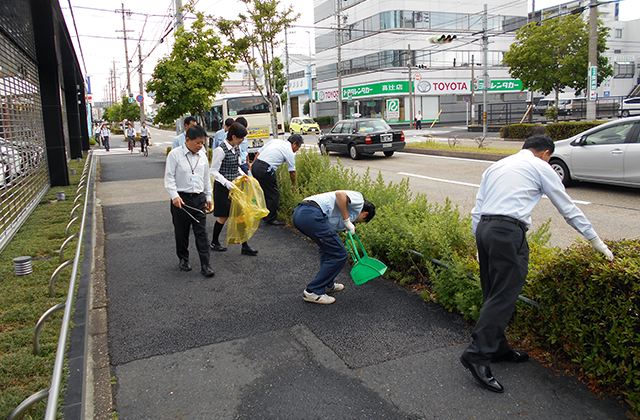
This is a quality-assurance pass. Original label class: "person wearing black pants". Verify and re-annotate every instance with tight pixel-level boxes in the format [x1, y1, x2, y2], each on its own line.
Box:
[164, 125, 215, 277]
[460, 135, 614, 393]
[252, 134, 303, 225]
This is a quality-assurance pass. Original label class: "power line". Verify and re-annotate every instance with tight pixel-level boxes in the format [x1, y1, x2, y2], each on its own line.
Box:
[66, 0, 88, 75]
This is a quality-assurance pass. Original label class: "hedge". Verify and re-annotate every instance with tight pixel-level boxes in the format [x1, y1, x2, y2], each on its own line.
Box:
[500, 121, 605, 140]
[278, 149, 639, 415]
[314, 115, 334, 126]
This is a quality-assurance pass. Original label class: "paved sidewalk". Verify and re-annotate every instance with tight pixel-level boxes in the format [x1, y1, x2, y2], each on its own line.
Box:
[93, 143, 628, 419]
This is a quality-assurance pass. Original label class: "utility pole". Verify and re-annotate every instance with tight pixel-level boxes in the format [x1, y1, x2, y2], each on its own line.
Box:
[336, 0, 343, 121]
[116, 3, 133, 95]
[471, 54, 475, 125]
[112, 60, 117, 104]
[174, 0, 184, 30]
[138, 43, 145, 121]
[482, 4, 488, 138]
[586, 0, 597, 121]
[408, 44, 413, 128]
[285, 27, 292, 121]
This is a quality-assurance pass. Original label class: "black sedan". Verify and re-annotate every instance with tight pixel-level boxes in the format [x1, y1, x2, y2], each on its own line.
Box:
[318, 118, 405, 159]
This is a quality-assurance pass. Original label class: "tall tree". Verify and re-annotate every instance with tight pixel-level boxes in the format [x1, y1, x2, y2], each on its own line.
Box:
[503, 13, 612, 121]
[147, 11, 236, 125]
[216, 0, 299, 138]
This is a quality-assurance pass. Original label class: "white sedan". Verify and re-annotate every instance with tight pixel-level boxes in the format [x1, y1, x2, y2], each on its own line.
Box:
[550, 116, 640, 188]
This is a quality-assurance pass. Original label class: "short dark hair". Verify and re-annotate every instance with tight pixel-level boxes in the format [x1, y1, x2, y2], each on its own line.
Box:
[186, 125, 207, 141]
[184, 116, 197, 127]
[235, 116, 248, 128]
[523, 135, 555, 154]
[288, 134, 304, 146]
[362, 199, 376, 223]
[227, 122, 247, 141]
[224, 118, 235, 128]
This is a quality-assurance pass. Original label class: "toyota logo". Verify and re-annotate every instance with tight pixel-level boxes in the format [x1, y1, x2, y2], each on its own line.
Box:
[417, 81, 431, 93]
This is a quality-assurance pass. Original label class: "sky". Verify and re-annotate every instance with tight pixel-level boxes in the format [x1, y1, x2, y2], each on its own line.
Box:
[60, 0, 640, 103]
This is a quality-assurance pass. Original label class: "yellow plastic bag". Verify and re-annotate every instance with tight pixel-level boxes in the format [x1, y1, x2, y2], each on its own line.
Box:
[226, 176, 269, 244]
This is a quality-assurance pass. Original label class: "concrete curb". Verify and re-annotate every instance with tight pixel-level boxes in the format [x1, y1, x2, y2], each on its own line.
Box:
[402, 146, 510, 161]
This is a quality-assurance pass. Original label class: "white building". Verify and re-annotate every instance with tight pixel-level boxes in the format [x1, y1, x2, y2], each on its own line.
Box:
[313, 0, 529, 124]
[286, 54, 316, 118]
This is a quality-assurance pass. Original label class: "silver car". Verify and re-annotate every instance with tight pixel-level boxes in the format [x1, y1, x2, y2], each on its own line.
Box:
[550, 116, 640, 188]
[620, 97, 640, 118]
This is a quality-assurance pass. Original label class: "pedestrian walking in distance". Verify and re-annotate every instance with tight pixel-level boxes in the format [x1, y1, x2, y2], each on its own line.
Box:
[292, 190, 376, 305]
[252, 135, 303, 225]
[100, 123, 110, 151]
[460, 134, 614, 393]
[415, 111, 422, 130]
[164, 125, 215, 277]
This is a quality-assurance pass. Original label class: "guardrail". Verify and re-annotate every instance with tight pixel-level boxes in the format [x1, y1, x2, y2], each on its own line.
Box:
[8, 152, 95, 420]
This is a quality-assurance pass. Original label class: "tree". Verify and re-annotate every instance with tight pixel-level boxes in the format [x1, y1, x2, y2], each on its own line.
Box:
[102, 103, 120, 123]
[303, 99, 311, 116]
[120, 97, 142, 122]
[217, 0, 299, 138]
[147, 11, 236, 125]
[503, 14, 612, 122]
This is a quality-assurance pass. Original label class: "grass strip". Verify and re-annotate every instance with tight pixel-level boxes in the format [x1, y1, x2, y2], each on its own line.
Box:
[0, 157, 88, 419]
[410, 139, 519, 155]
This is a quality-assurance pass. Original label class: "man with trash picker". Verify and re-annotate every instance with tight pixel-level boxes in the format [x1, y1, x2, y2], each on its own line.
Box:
[460, 134, 614, 394]
[164, 125, 215, 278]
[292, 190, 376, 305]
[252, 134, 303, 225]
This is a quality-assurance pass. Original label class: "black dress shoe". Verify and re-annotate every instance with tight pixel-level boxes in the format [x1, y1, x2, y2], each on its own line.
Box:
[179, 259, 192, 271]
[492, 349, 529, 363]
[201, 265, 215, 277]
[241, 245, 258, 256]
[210, 243, 227, 252]
[266, 220, 285, 226]
[460, 355, 504, 393]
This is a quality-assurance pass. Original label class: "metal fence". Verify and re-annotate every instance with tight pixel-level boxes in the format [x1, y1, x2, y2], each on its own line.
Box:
[0, 1, 51, 253]
[8, 152, 95, 420]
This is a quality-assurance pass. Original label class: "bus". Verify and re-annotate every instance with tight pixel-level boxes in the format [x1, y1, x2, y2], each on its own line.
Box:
[204, 91, 285, 153]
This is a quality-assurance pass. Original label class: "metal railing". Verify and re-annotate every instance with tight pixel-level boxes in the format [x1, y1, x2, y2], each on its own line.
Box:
[8, 151, 95, 420]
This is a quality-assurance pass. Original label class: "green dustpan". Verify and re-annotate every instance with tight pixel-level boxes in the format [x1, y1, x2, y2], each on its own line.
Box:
[346, 232, 387, 285]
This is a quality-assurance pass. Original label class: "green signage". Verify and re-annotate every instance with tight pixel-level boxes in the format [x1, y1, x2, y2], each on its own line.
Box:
[476, 79, 524, 91]
[343, 81, 410, 99]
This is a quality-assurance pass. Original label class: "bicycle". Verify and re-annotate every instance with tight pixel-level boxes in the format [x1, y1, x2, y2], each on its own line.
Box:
[140, 136, 149, 157]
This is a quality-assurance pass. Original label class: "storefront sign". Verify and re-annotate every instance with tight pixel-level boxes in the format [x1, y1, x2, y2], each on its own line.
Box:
[386, 99, 400, 120]
[315, 88, 340, 102]
[476, 79, 524, 91]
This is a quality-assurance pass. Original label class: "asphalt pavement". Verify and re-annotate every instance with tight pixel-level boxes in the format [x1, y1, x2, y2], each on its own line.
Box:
[91, 134, 629, 419]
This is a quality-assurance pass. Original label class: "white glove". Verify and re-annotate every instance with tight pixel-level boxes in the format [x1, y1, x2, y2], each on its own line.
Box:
[344, 219, 355, 234]
[225, 181, 235, 190]
[589, 236, 614, 261]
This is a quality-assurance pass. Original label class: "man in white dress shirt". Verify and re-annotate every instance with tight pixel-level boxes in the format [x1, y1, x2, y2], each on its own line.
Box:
[460, 135, 614, 393]
[252, 135, 303, 225]
[164, 125, 215, 277]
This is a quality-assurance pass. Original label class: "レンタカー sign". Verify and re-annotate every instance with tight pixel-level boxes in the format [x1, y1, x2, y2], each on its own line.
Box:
[475, 79, 524, 92]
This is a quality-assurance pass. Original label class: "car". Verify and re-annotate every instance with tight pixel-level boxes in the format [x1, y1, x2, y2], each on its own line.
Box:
[290, 117, 320, 134]
[549, 116, 640, 188]
[317, 118, 405, 159]
[619, 97, 640, 118]
[534, 98, 585, 116]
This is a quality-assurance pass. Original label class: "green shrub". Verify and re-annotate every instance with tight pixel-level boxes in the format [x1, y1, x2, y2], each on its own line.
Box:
[545, 104, 558, 120]
[515, 239, 640, 414]
[314, 116, 334, 127]
[499, 124, 545, 139]
[545, 121, 604, 140]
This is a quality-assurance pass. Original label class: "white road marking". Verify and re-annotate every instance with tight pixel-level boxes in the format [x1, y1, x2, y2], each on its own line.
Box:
[398, 171, 591, 205]
[93, 149, 140, 156]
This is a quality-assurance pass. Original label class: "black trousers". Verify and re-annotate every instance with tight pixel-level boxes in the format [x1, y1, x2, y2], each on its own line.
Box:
[462, 217, 529, 365]
[252, 159, 279, 223]
[171, 192, 210, 266]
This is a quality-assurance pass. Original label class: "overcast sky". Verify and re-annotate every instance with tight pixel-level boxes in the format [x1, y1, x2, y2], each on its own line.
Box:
[60, 0, 640, 103]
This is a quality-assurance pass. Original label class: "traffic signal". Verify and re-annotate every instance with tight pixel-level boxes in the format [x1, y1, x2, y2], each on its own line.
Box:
[416, 64, 427, 69]
[430, 34, 457, 44]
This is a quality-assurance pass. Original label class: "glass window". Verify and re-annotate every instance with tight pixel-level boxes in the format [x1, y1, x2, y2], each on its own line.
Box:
[227, 96, 280, 116]
[380, 11, 402, 30]
[331, 122, 344, 133]
[583, 123, 634, 145]
[469, 14, 482, 31]
[615, 28, 622, 38]
[356, 120, 391, 133]
[314, 0, 334, 23]
[404, 11, 414, 28]
[431, 12, 456, 30]
[315, 32, 336, 53]
[341, 122, 355, 133]
[614, 62, 634, 78]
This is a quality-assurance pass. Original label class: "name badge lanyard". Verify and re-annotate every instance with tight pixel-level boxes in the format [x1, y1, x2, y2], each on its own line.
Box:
[185, 153, 200, 175]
